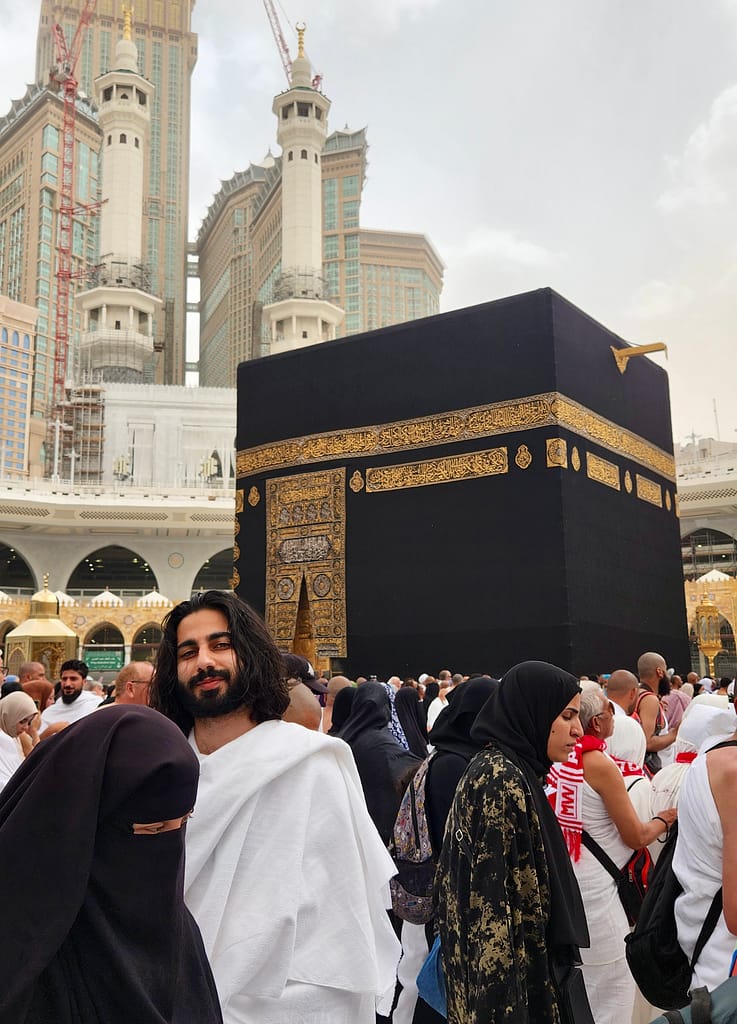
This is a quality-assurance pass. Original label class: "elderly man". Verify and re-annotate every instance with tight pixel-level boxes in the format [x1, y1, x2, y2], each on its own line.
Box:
[105, 662, 154, 706]
[150, 590, 399, 1024]
[635, 652, 676, 774]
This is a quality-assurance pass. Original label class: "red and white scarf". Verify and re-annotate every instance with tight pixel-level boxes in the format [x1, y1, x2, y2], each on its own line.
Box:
[546, 735, 606, 862]
[610, 757, 646, 779]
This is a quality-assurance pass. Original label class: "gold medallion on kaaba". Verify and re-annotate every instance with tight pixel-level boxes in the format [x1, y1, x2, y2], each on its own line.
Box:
[515, 444, 532, 470]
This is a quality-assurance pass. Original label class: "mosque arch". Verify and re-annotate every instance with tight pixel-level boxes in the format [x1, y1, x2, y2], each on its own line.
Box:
[131, 622, 163, 663]
[682, 527, 737, 579]
[82, 621, 125, 674]
[191, 549, 234, 592]
[0, 543, 36, 592]
[0, 620, 18, 649]
[66, 545, 158, 595]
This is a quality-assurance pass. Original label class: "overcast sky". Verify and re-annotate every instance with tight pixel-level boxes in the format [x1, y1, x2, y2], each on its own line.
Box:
[2, 0, 737, 447]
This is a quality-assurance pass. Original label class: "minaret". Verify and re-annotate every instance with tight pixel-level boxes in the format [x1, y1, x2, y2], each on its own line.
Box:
[76, 5, 162, 382]
[263, 26, 344, 354]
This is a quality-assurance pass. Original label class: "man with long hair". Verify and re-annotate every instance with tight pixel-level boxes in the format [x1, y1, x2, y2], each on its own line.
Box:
[150, 590, 399, 1024]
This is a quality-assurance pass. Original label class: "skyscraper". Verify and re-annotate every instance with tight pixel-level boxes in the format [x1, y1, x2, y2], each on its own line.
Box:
[197, 61, 443, 387]
[36, 0, 197, 385]
[0, 84, 101, 473]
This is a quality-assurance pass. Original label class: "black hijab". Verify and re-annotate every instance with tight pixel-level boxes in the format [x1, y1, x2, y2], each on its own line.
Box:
[0, 705, 222, 1024]
[430, 676, 499, 760]
[393, 686, 428, 759]
[422, 681, 439, 715]
[471, 661, 588, 954]
[327, 686, 356, 735]
[336, 681, 392, 745]
[337, 682, 421, 844]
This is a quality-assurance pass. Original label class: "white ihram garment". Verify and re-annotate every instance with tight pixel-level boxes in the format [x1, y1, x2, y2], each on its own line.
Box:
[674, 741, 737, 993]
[184, 719, 400, 1024]
[574, 777, 636, 1024]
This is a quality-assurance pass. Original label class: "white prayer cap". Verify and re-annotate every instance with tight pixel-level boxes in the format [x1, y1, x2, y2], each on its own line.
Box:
[418, 673, 429, 684]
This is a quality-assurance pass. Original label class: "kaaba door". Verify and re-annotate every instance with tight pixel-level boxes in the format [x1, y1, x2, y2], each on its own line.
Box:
[292, 576, 317, 669]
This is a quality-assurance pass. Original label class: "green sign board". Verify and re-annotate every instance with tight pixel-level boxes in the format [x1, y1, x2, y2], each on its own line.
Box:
[84, 650, 124, 671]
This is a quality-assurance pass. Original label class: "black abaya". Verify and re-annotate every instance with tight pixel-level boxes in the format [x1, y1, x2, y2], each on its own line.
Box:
[0, 705, 222, 1024]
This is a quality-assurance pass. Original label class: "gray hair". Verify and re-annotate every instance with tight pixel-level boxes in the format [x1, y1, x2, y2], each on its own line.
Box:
[579, 686, 608, 731]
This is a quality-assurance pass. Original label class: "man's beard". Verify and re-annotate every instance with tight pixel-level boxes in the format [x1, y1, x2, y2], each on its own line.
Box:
[176, 668, 250, 719]
[61, 689, 82, 705]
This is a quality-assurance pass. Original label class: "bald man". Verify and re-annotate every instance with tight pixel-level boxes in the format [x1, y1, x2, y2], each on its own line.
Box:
[112, 662, 154, 705]
[321, 675, 353, 734]
[636, 651, 676, 774]
[605, 669, 640, 716]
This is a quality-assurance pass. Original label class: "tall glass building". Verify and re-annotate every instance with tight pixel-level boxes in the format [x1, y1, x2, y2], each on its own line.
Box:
[36, 0, 197, 385]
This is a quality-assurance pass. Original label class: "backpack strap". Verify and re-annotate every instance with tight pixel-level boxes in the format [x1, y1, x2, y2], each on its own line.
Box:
[581, 830, 627, 881]
[662, 1012, 685, 1024]
[707, 740, 737, 752]
[690, 887, 723, 972]
[688, 987, 712, 1024]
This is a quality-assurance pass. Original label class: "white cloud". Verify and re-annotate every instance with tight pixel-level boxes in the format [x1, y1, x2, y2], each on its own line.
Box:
[626, 279, 694, 320]
[658, 84, 737, 212]
[447, 226, 561, 269]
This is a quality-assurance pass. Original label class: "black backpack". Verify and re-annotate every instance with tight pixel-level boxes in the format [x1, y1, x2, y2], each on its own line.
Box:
[624, 822, 723, 1010]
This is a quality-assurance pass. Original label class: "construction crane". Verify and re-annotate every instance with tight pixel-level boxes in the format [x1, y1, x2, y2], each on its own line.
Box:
[49, 0, 98, 417]
[261, 0, 322, 90]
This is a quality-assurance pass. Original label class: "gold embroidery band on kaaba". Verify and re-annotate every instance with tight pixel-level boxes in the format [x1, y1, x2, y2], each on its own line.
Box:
[236, 392, 675, 483]
[365, 448, 508, 493]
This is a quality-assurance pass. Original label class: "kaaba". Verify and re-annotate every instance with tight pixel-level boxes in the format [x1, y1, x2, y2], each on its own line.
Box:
[234, 288, 689, 678]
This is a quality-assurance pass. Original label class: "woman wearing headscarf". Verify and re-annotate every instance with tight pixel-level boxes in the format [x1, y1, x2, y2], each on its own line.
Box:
[393, 685, 429, 760]
[380, 680, 410, 750]
[395, 677, 498, 1024]
[337, 682, 421, 845]
[0, 704, 223, 1024]
[327, 685, 356, 736]
[420, 681, 439, 729]
[435, 661, 593, 1024]
[0, 691, 39, 790]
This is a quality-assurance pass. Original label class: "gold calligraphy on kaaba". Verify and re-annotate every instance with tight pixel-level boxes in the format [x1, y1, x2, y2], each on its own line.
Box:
[265, 469, 346, 657]
[546, 438, 568, 469]
[235, 489, 244, 514]
[365, 448, 508, 493]
[636, 474, 663, 508]
[236, 392, 675, 484]
[586, 452, 621, 491]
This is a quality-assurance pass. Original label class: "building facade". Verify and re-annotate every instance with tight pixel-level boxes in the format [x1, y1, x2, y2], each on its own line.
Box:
[36, 0, 197, 385]
[0, 296, 38, 479]
[0, 85, 100, 459]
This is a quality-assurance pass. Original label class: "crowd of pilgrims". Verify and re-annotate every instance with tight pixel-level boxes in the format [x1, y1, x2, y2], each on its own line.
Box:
[0, 651, 736, 1024]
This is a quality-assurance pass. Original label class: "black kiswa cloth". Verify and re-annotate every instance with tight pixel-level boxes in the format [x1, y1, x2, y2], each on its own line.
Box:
[471, 661, 590, 957]
[0, 705, 222, 1024]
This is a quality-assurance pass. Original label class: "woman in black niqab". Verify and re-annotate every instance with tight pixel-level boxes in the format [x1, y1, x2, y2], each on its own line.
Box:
[393, 685, 428, 759]
[337, 682, 421, 845]
[0, 704, 222, 1024]
[436, 661, 593, 1024]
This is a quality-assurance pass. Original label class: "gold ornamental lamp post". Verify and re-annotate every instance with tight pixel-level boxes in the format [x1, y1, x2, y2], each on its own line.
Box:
[694, 594, 724, 677]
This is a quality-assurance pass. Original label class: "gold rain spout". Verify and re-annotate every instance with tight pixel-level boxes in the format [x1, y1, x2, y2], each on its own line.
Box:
[296, 22, 306, 59]
[611, 342, 668, 375]
[122, 2, 134, 41]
